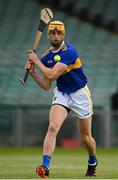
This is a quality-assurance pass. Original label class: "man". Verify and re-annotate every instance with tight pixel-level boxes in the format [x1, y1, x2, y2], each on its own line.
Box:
[25, 21, 98, 178]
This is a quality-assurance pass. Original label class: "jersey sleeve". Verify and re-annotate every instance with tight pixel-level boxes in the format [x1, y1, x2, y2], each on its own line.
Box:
[60, 47, 79, 66]
[41, 55, 47, 66]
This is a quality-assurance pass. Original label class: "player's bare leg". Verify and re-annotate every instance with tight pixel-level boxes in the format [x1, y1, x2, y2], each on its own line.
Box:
[43, 104, 68, 155]
[78, 116, 96, 155]
[36, 104, 68, 178]
[78, 116, 98, 176]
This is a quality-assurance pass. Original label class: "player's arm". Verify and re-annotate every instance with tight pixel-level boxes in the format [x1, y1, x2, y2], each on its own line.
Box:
[25, 61, 52, 90]
[28, 50, 67, 80]
[31, 72, 52, 90]
[35, 62, 67, 80]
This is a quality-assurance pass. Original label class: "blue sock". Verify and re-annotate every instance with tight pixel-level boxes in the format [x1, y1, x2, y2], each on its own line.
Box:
[42, 155, 51, 169]
[88, 155, 97, 165]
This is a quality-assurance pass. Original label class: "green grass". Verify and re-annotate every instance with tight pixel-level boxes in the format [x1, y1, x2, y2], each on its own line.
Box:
[0, 147, 118, 179]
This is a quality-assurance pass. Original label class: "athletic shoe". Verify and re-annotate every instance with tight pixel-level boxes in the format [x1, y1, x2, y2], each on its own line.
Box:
[85, 160, 98, 176]
[36, 165, 49, 178]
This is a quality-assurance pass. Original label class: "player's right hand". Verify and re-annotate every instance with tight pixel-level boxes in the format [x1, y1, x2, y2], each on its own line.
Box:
[24, 61, 34, 74]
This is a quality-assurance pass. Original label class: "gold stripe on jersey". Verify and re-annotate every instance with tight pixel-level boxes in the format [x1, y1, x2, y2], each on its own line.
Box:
[64, 58, 82, 74]
[42, 48, 51, 57]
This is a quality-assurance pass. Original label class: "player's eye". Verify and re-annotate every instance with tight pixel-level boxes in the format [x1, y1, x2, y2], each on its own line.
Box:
[57, 31, 62, 35]
[51, 30, 56, 35]
[50, 30, 62, 35]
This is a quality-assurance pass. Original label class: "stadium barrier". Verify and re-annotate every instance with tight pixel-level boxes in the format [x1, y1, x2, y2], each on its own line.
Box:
[0, 105, 118, 147]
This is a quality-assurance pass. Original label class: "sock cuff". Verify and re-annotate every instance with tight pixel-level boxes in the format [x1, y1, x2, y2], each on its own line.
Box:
[43, 155, 51, 159]
[88, 155, 97, 165]
[89, 155, 96, 158]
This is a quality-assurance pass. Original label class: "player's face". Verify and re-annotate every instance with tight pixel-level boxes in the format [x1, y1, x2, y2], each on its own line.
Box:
[48, 30, 65, 48]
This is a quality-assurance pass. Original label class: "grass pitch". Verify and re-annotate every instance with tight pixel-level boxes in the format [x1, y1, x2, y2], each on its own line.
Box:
[0, 147, 118, 179]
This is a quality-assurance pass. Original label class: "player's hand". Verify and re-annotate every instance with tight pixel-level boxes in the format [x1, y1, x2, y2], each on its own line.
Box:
[28, 49, 39, 64]
[24, 60, 35, 74]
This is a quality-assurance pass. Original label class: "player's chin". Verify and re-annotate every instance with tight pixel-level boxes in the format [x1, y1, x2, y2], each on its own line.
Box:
[52, 41, 62, 47]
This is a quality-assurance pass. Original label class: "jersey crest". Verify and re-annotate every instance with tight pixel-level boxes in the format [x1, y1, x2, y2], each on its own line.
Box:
[61, 43, 67, 52]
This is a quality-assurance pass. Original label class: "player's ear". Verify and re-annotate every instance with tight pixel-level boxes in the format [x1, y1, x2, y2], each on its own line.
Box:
[62, 34, 65, 39]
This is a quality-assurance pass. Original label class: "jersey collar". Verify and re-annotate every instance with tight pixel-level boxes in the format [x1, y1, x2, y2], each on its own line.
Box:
[51, 41, 65, 53]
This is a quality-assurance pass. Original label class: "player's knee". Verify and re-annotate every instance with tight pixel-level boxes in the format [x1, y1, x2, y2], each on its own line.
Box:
[81, 135, 90, 146]
[48, 123, 59, 136]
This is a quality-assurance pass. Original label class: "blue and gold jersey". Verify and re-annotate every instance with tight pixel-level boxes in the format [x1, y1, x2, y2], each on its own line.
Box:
[41, 42, 87, 94]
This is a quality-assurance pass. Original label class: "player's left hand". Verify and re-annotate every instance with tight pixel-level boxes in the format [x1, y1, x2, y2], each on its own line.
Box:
[28, 49, 39, 64]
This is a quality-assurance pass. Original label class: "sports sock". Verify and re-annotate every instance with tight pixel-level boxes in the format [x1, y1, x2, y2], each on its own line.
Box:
[42, 155, 51, 169]
[88, 155, 97, 165]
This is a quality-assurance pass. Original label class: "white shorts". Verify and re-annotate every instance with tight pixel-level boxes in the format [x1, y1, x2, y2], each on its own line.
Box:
[52, 85, 93, 119]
